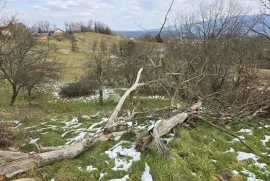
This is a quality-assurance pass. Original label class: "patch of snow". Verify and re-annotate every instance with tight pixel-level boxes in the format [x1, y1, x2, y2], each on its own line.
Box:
[61, 131, 70, 137]
[254, 162, 267, 169]
[211, 160, 217, 163]
[6, 120, 20, 124]
[82, 115, 91, 119]
[237, 152, 259, 162]
[51, 179, 55, 181]
[239, 129, 253, 135]
[191, 172, 197, 176]
[65, 132, 86, 145]
[230, 136, 245, 143]
[161, 137, 174, 144]
[109, 175, 129, 181]
[114, 136, 121, 141]
[105, 141, 141, 172]
[88, 117, 108, 131]
[224, 147, 235, 153]
[232, 170, 239, 175]
[241, 168, 264, 181]
[86, 165, 98, 172]
[65, 117, 79, 127]
[99, 173, 107, 180]
[141, 163, 153, 181]
[261, 135, 270, 146]
[78, 167, 82, 171]
[112, 158, 133, 171]
[105, 161, 109, 165]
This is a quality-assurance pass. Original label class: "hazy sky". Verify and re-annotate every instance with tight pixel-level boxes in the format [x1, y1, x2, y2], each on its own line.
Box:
[3, 0, 262, 31]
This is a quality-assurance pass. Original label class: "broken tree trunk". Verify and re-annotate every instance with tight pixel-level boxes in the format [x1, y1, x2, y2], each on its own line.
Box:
[0, 130, 127, 179]
[135, 112, 189, 155]
[105, 68, 145, 132]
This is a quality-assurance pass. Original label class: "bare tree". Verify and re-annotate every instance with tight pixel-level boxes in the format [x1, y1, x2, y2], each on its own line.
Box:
[37, 20, 50, 33]
[85, 40, 113, 105]
[0, 22, 59, 105]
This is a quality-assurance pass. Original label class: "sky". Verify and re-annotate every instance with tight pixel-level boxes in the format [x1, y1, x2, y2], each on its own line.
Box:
[2, 0, 262, 31]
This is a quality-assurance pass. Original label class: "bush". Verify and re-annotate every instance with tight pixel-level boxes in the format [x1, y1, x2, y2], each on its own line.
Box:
[59, 79, 97, 98]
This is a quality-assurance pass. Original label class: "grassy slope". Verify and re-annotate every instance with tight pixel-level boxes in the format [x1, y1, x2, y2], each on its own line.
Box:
[49, 32, 123, 80]
[0, 33, 269, 181]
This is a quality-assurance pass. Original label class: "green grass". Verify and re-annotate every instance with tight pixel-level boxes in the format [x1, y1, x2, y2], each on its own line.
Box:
[1, 31, 270, 180]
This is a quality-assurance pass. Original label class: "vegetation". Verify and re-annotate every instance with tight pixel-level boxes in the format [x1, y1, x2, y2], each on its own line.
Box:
[0, 0, 270, 181]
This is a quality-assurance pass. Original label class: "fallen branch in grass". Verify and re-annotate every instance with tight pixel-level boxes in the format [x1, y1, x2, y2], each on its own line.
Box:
[105, 68, 146, 132]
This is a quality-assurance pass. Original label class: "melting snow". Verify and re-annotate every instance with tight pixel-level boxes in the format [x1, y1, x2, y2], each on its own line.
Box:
[105, 141, 141, 171]
[239, 129, 253, 135]
[241, 168, 264, 181]
[232, 170, 239, 175]
[88, 118, 108, 132]
[82, 115, 91, 119]
[254, 162, 267, 169]
[237, 152, 259, 162]
[114, 136, 122, 141]
[99, 173, 107, 180]
[261, 135, 270, 146]
[141, 163, 153, 181]
[224, 147, 235, 153]
[230, 136, 245, 143]
[65, 132, 86, 145]
[86, 165, 98, 172]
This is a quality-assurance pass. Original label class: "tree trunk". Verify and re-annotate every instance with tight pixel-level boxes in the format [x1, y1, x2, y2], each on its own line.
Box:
[0, 131, 127, 179]
[27, 89, 32, 105]
[99, 89, 103, 106]
[9, 85, 19, 106]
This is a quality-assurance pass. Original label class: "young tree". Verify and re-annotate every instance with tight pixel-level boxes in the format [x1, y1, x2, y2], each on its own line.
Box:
[0, 22, 59, 105]
[85, 40, 113, 105]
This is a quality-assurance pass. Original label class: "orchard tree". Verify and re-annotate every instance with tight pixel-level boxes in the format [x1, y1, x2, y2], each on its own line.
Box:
[0, 22, 59, 105]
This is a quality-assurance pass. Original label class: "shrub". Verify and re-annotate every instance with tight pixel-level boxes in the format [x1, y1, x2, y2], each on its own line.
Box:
[59, 79, 97, 98]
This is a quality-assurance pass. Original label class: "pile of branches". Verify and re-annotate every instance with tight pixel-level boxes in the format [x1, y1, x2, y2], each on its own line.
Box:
[1, 68, 269, 180]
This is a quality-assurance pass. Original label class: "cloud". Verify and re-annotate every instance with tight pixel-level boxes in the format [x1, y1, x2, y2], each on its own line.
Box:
[3, 0, 263, 30]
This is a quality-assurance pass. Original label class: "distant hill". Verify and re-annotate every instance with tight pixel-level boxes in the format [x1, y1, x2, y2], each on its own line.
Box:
[117, 14, 270, 37]
[116, 30, 160, 37]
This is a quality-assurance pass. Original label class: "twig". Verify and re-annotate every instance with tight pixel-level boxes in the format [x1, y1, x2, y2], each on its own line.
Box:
[195, 115, 255, 153]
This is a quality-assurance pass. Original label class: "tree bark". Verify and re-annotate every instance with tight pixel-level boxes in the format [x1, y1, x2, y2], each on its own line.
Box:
[27, 89, 32, 105]
[9, 85, 19, 106]
[99, 89, 103, 106]
[0, 131, 127, 179]
[105, 68, 145, 132]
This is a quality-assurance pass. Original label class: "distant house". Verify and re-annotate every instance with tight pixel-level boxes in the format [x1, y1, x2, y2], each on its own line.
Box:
[53, 28, 64, 36]
[39, 33, 49, 40]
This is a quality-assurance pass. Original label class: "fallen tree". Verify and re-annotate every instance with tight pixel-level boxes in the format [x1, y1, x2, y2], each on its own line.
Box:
[1, 68, 269, 180]
[0, 68, 147, 179]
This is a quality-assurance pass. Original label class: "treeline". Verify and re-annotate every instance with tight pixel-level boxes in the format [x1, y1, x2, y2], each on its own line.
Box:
[31, 19, 115, 36]
[64, 20, 114, 35]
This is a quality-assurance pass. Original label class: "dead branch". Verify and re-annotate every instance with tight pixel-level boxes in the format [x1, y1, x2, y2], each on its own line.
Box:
[105, 68, 145, 132]
[195, 115, 255, 153]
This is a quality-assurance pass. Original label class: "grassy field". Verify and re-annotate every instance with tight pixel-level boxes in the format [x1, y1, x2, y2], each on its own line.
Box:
[0, 33, 269, 181]
[47, 32, 123, 80]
